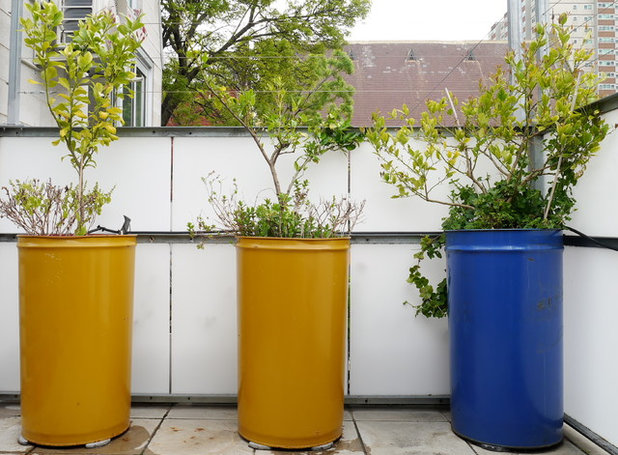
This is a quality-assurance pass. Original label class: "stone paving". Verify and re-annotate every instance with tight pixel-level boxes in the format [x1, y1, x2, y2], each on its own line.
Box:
[0, 403, 612, 455]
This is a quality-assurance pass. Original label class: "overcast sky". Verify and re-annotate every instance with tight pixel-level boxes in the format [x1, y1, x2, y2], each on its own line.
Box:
[348, 0, 508, 42]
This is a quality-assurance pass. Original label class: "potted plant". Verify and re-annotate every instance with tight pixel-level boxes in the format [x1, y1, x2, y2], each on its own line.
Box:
[366, 17, 608, 451]
[189, 51, 364, 450]
[0, 1, 144, 447]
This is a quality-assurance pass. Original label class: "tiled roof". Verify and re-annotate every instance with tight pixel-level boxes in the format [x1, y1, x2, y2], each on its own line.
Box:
[344, 41, 509, 127]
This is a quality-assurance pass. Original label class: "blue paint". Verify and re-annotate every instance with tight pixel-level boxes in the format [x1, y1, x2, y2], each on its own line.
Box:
[447, 229, 563, 450]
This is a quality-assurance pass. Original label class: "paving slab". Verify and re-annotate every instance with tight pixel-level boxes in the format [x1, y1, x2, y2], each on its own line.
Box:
[147, 418, 253, 455]
[564, 424, 613, 455]
[166, 405, 352, 422]
[351, 408, 447, 422]
[0, 404, 21, 418]
[130, 405, 172, 419]
[356, 420, 476, 455]
[0, 416, 32, 453]
[29, 419, 160, 455]
[469, 439, 586, 455]
[166, 405, 238, 420]
[260, 420, 364, 455]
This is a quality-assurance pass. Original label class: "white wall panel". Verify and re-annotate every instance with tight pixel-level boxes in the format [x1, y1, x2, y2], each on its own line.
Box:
[171, 136, 349, 232]
[88, 138, 171, 232]
[0, 243, 19, 392]
[170, 243, 237, 394]
[0, 136, 171, 233]
[564, 246, 618, 448]
[0, 137, 72, 233]
[350, 144, 449, 232]
[132, 243, 171, 394]
[569, 109, 618, 237]
[349, 243, 449, 395]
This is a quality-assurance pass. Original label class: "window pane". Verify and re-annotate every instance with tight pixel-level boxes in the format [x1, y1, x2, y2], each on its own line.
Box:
[122, 87, 133, 126]
[135, 78, 144, 126]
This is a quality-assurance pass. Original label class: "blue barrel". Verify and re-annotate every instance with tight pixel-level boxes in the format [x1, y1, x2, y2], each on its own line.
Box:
[446, 229, 563, 451]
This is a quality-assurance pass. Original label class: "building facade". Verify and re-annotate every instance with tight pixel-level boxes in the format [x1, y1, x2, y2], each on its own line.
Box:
[489, 0, 617, 98]
[344, 41, 509, 127]
[0, 0, 163, 126]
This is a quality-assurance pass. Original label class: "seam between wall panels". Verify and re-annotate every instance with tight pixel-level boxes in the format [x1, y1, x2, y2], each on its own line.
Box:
[347, 149, 352, 395]
[169, 136, 174, 395]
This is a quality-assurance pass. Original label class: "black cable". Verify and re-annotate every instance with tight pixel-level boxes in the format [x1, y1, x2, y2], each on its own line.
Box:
[565, 226, 618, 251]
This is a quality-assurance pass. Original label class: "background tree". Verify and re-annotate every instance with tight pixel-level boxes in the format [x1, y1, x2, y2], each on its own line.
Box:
[161, 0, 371, 125]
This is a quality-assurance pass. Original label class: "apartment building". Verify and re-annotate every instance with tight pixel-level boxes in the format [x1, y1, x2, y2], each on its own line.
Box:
[489, 0, 617, 98]
[0, 0, 163, 126]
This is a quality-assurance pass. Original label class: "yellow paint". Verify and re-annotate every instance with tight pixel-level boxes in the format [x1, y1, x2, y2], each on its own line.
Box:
[236, 237, 350, 449]
[18, 235, 136, 446]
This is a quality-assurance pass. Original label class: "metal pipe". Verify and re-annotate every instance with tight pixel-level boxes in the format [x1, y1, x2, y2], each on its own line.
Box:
[507, 0, 523, 62]
[7, 0, 23, 125]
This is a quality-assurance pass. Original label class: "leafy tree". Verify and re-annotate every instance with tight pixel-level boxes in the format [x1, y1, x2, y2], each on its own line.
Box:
[367, 16, 609, 317]
[189, 48, 365, 239]
[161, 0, 370, 125]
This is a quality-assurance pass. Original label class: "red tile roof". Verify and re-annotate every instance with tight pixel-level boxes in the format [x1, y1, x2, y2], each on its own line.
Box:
[344, 41, 509, 127]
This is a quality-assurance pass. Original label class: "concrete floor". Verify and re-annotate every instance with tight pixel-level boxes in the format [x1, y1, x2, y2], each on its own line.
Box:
[0, 403, 612, 455]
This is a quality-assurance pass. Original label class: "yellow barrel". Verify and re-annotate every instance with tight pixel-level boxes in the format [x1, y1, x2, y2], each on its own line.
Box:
[18, 235, 136, 446]
[236, 236, 350, 449]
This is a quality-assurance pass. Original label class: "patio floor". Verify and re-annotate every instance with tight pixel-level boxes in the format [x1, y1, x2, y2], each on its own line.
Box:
[0, 403, 611, 455]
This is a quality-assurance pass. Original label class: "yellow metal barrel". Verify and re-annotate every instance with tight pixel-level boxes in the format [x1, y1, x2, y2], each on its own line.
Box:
[18, 235, 136, 446]
[236, 237, 350, 449]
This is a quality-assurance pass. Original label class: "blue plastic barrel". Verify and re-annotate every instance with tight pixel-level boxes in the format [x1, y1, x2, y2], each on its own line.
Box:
[446, 229, 563, 451]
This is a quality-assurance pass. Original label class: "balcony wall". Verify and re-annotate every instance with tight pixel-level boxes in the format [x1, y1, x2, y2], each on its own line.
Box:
[0, 104, 617, 448]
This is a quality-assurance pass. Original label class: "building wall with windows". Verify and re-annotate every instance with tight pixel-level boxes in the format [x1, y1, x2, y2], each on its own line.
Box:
[488, 0, 618, 98]
[0, 0, 162, 127]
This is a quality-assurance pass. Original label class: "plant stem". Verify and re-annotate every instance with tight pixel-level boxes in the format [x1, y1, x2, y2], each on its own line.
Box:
[543, 72, 580, 220]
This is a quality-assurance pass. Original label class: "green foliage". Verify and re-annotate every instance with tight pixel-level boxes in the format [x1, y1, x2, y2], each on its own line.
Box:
[0, 179, 112, 235]
[161, 0, 370, 124]
[406, 235, 447, 318]
[19, 1, 144, 233]
[367, 19, 609, 318]
[191, 176, 364, 240]
[190, 53, 365, 240]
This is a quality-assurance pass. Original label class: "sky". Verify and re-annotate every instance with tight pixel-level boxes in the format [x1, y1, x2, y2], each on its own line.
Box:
[348, 0, 508, 42]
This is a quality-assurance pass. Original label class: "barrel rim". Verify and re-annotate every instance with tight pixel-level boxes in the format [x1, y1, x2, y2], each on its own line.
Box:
[445, 228, 562, 233]
[236, 236, 350, 251]
[17, 234, 137, 248]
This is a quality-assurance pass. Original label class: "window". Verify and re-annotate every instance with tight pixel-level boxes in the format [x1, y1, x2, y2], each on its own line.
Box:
[573, 4, 577, 9]
[584, 4, 593, 10]
[599, 60, 615, 66]
[599, 25, 615, 31]
[128, 0, 142, 10]
[599, 48, 615, 55]
[599, 14, 615, 19]
[61, 0, 92, 43]
[115, 50, 154, 127]
[119, 68, 145, 127]
[599, 83, 616, 89]
[600, 37, 615, 42]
